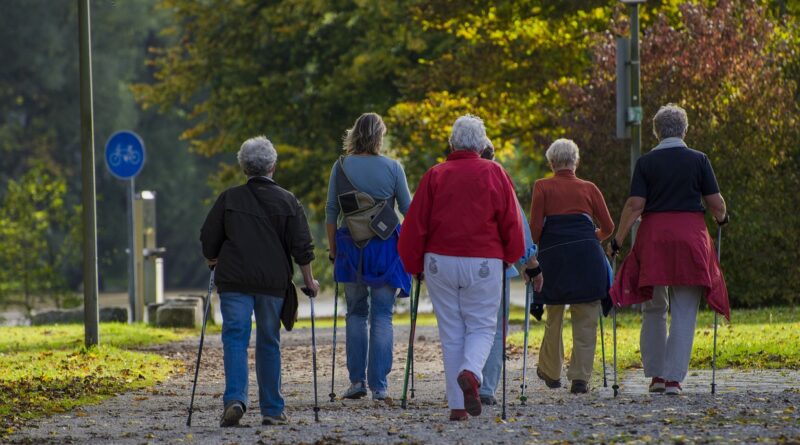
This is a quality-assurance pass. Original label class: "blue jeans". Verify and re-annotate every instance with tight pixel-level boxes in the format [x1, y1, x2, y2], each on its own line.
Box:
[220, 292, 284, 417]
[480, 278, 510, 397]
[344, 283, 397, 392]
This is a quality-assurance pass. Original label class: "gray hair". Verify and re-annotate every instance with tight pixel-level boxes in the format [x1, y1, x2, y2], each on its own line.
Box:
[652, 103, 689, 139]
[545, 138, 580, 169]
[238, 136, 277, 177]
[449, 114, 488, 152]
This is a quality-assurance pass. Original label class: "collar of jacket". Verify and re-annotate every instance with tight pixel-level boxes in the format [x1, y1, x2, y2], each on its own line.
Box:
[554, 169, 577, 179]
[446, 150, 480, 161]
[248, 176, 276, 185]
[653, 137, 687, 150]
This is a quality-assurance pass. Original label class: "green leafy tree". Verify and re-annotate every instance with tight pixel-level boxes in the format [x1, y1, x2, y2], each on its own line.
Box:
[0, 164, 81, 313]
[557, 0, 800, 306]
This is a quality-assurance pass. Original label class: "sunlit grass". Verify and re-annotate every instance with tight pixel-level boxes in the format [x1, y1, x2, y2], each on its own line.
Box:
[0, 323, 192, 436]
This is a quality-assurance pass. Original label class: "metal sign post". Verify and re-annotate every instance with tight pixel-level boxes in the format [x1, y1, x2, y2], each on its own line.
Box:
[78, 0, 99, 347]
[105, 130, 146, 322]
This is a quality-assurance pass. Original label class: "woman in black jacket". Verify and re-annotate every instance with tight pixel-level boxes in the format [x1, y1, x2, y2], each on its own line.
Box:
[201, 136, 319, 427]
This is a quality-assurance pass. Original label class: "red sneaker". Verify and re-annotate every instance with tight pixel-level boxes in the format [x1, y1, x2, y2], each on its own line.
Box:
[449, 409, 468, 421]
[665, 381, 682, 395]
[649, 377, 666, 393]
[457, 370, 482, 416]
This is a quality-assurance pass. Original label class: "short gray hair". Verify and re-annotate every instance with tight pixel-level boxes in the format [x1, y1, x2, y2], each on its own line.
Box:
[652, 103, 689, 139]
[545, 138, 580, 169]
[238, 136, 277, 177]
[449, 114, 488, 152]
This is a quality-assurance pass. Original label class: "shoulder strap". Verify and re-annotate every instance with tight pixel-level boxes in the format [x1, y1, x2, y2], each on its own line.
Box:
[335, 156, 358, 195]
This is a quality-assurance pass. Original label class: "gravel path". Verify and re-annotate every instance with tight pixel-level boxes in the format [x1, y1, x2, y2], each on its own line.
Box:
[9, 325, 800, 444]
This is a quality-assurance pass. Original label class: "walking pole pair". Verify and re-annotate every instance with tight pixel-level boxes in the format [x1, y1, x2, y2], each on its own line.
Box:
[519, 282, 532, 405]
[329, 281, 339, 402]
[186, 268, 215, 427]
[711, 225, 722, 394]
[301, 287, 322, 422]
[401, 278, 422, 409]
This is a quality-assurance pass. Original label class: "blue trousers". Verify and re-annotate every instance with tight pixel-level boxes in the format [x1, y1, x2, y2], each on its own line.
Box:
[344, 283, 397, 392]
[480, 278, 510, 397]
[220, 292, 284, 417]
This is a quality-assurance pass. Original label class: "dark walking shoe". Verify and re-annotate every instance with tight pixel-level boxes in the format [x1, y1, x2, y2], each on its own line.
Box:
[479, 394, 497, 406]
[649, 377, 666, 393]
[570, 380, 589, 394]
[537, 368, 562, 389]
[219, 401, 245, 427]
[262, 412, 289, 425]
[342, 381, 367, 399]
[457, 370, 482, 417]
[449, 409, 468, 421]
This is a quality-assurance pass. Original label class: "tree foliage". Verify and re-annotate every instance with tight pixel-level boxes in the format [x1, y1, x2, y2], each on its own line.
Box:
[558, 0, 800, 306]
[0, 164, 81, 312]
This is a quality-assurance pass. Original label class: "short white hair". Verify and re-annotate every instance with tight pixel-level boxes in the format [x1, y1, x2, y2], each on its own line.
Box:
[545, 138, 580, 169]
[238, 136, 277, 177]
[653, 103, 689, 139]
[449, 114, 488, 152]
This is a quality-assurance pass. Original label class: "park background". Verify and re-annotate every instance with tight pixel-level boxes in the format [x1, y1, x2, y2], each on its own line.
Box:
[2, 0, 799, 319]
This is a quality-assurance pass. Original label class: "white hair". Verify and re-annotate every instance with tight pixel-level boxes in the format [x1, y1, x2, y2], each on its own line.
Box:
[238, 136, 277, 177]
[653, 103, 689, 140]
[448, 114, 488, 152]
[545, 138, 580, 169]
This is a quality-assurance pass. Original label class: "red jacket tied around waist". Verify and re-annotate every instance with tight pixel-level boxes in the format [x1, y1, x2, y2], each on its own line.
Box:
[398, 150, 525, 275]
[610, 212, 730, 320]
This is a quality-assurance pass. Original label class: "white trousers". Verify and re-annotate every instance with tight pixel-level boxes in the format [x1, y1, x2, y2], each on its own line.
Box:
[424, 253, 502, 409]
[640, 285, 702, 382]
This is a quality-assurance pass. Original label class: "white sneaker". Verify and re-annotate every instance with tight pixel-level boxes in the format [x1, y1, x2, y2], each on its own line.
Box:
[342, 381, 367, 399]
[664, 381, 682, 395]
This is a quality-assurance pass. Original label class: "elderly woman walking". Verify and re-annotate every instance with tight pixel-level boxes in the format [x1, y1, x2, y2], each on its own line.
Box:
[201, 136, 320, 427]
[530, 138, 615, 394]
[610, 104, 729, 395]
[325, 112, 412, 401]
[398, 115, 524, 421]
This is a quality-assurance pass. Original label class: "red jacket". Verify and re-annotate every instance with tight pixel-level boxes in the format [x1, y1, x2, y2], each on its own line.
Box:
[398, 150, 525, 275]
[610, 212, 730, 320]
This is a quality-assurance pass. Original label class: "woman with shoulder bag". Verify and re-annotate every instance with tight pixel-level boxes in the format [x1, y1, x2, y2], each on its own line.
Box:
[325, 112, 412, 401]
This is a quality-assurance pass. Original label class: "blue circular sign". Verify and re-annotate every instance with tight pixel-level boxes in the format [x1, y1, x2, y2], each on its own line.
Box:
[104, 130, 145, 179]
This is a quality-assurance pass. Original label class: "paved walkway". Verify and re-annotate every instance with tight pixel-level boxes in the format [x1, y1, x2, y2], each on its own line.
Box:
[9, 325, 800, 444]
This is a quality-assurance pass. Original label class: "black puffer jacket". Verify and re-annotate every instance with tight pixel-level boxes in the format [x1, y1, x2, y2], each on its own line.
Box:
[200, 177, 315, 297]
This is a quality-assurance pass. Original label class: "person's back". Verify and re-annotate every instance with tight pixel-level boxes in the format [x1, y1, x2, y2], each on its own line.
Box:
[632, 142, 719, 214]
[422, 153, 520, 260]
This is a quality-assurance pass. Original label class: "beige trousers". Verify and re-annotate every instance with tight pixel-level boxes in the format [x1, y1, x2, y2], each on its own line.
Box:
[537, 300, 600, 382]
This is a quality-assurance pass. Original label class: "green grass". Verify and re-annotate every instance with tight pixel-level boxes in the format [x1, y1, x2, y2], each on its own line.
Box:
[0, 323, 194, 436]
[507, 306, 800, 371]
[297, 306, 800, 371]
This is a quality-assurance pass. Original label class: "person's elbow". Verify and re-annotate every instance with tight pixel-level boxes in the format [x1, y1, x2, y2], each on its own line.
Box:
[704, 193, 726, 216]
[625, 197, 646, 214]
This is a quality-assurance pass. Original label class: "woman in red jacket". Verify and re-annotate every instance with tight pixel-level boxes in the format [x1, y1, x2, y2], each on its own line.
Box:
[398, 115, 526, 421]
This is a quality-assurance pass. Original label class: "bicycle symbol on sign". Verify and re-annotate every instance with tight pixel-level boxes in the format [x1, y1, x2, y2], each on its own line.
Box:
[109, 144, 141, 167]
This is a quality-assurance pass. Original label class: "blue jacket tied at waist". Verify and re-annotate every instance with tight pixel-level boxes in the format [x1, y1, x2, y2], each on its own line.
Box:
[535, 214, 609, 305]
[334, 225, 412, 297]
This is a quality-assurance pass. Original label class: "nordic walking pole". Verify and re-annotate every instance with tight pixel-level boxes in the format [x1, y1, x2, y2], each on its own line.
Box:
[519, 282, 532, 405]
[411, 279, 420, 399]
[401, 277, 421, 409]
[187, 268, 215, 427]
[302, 287, 321, 422]
[329, 281, 339, 402]
[599, 305, 608, 388]
[712, 225, 722, 395]
[501, 272, 508, 421]
[611, 254, 619, 398]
